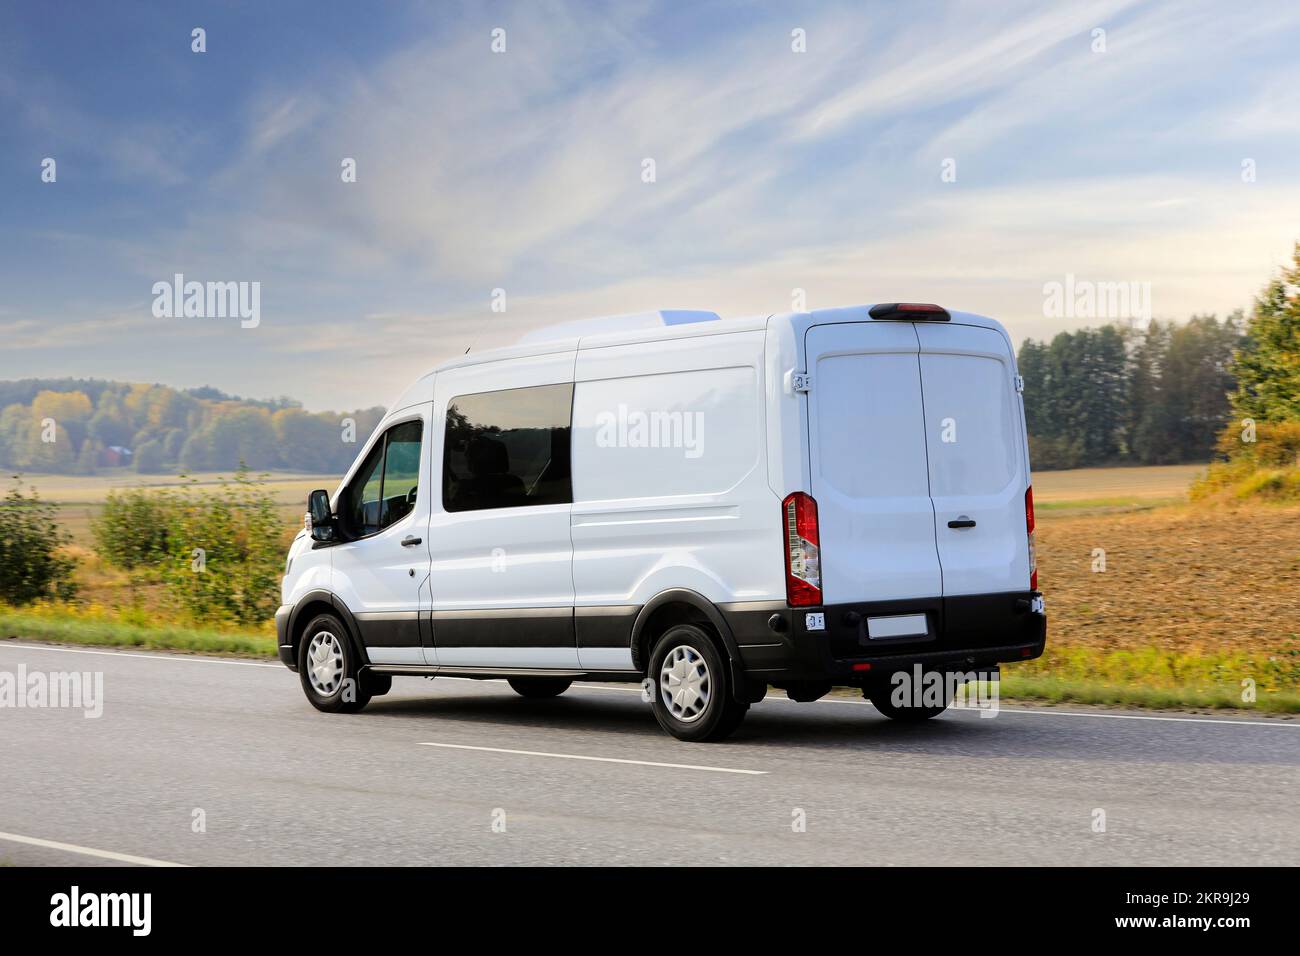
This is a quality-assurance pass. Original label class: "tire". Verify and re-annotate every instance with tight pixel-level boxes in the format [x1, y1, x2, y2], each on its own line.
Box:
[648, 624, 748, 742]
[507, 677, 572, 698]
[865, 670, 954, 722]
[297, 613, 372, 713]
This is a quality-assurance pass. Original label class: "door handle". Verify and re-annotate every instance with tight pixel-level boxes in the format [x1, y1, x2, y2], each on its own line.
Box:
[401, 535, 423, 547]
[947, 518, 976, 529]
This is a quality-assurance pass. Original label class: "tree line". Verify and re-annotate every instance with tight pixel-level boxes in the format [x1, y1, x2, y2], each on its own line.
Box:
[0, 379, 383, 475]
[1022, 241, 1300, 481]
[1018, 314, 1244, 469]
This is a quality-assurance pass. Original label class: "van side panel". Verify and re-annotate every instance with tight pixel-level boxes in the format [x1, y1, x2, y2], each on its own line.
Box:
[570, 330, 784, 669]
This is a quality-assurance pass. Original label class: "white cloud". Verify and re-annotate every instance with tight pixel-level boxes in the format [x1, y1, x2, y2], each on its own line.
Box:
[794, 0, 1141, 141]
[7, 0, 1300, 411]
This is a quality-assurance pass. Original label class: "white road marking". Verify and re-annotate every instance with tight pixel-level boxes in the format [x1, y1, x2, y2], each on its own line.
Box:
[559, 682, 1300, 728]
[0, 830, 188, 867]
[0, 642, 280, 667]
[418, 741, 766, 775]
[1, 641, 1294, 729]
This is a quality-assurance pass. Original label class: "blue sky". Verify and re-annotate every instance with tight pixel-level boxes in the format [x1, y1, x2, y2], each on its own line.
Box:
[3, 0, 1299, 411]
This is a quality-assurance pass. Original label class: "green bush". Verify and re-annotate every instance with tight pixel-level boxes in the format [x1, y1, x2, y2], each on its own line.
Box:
[1232, 468, 1300, 500]
[93, 487, 176, 569]
[91, 467, 293, 627]
[0, 478, 77, 604]
[1191, 420, 1300, 501]
[160, 468, 288, 626]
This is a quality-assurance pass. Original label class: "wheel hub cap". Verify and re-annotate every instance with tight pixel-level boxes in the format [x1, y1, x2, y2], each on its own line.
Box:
[660, 645, 710, 722]
[307, 632, 345, 696]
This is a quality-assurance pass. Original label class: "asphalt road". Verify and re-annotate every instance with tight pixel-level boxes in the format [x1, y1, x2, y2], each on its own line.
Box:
[1, 640, 1297, 866]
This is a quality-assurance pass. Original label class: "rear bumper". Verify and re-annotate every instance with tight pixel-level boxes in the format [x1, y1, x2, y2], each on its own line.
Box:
[722, 590, 1046, 683]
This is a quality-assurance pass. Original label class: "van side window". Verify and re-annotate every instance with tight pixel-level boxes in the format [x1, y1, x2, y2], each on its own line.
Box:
[443, 384, 573, 512]
[342, 419, 424, 536]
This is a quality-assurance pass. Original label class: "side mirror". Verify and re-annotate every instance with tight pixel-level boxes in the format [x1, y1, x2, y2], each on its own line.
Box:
[307, 489, 336, 542]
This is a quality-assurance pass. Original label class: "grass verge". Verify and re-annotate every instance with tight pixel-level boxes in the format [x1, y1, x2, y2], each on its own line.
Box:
[996, 675, 1299, 714]
[0, 607, 275, 658]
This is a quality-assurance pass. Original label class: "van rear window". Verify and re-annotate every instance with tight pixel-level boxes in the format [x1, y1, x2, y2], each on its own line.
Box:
[814, 352, 930, 500]
[442, 384, 573, 512]
[920, 353, 1019, 496]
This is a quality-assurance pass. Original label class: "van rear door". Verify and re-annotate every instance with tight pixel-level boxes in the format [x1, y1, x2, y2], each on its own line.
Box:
[804, 322, 942, 605]
[915, 323, 1030, 596]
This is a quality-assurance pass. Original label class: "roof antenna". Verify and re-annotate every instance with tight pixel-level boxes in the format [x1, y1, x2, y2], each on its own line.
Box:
[464, 346, 471, 354]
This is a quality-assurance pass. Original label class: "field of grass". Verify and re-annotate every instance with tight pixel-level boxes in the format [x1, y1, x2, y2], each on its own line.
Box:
[1036, 503, 1300, 654]
[1031, 463, 1207, 502]
[24, 469, 338, 503]
[5, 463, 1298, 713]
[1027, 467, 1300, 711]
[1031, 463, 1206, 513]
[22, 468, 336, 545]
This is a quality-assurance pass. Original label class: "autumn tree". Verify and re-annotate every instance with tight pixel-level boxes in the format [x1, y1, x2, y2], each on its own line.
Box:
[1231, 243, 1300, 423]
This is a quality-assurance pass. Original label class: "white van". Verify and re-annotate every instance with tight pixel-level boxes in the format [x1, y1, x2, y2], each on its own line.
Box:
[276, 303, 1046, 741]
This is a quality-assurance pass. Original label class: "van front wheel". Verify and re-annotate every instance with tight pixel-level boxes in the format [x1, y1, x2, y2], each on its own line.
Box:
[298, 613, 372, 713]
[648, 625, 748, 742]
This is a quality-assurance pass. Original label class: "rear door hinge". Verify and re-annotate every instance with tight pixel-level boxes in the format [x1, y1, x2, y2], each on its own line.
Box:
[1014, 374, 1024, 393]
[788, 371, 812, 393]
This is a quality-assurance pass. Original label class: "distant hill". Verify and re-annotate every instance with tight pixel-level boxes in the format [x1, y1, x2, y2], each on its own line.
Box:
[0, 378, 384, 475]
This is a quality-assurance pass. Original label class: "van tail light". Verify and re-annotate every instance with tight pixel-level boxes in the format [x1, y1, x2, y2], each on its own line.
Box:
[1025, 486, 1037, 591]
[782, 492, 822, 607]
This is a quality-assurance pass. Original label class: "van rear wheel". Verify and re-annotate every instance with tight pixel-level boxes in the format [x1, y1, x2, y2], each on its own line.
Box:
[865, 671, 953, 722]
[507, 677, 572, 698]
[648, 624, 748, 742]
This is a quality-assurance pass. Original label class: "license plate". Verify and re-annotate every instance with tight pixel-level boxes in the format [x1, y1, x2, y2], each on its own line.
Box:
[866, 613, 928, 639]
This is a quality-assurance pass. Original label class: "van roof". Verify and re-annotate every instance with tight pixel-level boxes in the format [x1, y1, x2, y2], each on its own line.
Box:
[431, 305, 1008, 373]
[389, 305, 1012, 409]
